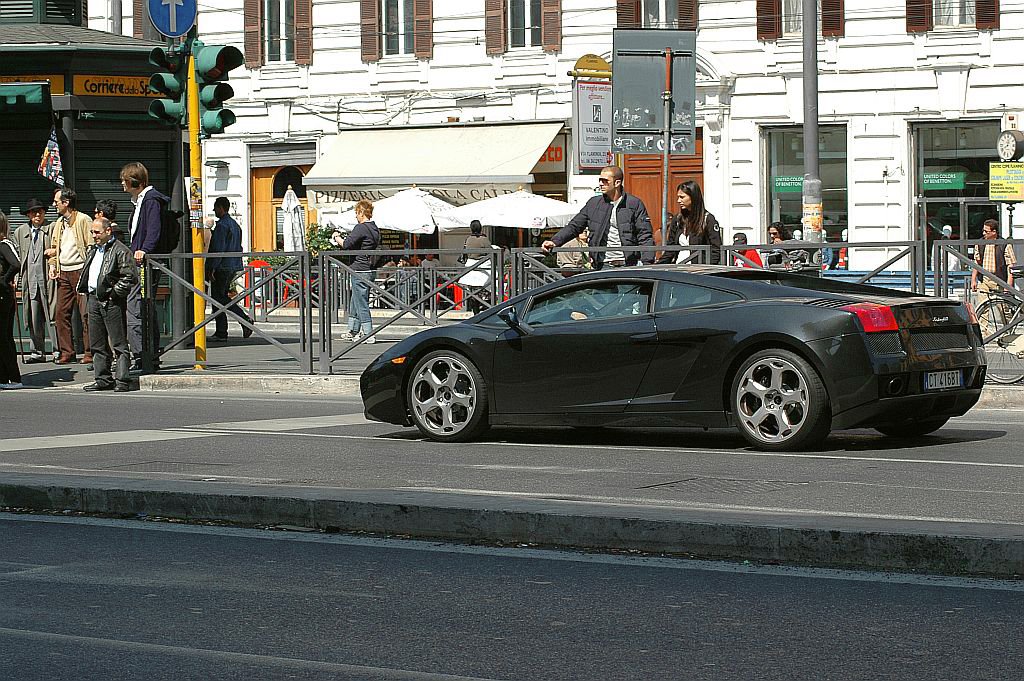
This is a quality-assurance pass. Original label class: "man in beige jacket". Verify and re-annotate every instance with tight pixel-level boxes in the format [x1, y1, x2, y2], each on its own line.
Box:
[44, 187, 92, 364]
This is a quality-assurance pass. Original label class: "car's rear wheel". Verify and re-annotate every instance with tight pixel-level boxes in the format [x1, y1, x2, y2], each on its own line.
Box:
[874, 417, 949, 438]
[732, 349, 831, 451]
[407, 350, 489, 442]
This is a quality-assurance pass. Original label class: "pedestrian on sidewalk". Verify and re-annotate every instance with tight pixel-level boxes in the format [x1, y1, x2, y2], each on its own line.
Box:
[333, 199, 381, 343]
[94, 199, 120, 242]
[206, 197, 253, 342]
[13, 198, 57, 363]
[656, 180, 722, 265]
[0, 212, 23, 389]
[78, 217, 136, 393]
[45, 187, 92, 366]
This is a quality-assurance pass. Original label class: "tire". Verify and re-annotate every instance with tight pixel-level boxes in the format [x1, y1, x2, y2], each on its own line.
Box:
[407, 350, 489, 442]
[731, 349, 831, 451]
[874, 417, 950, 439]
[975, 299, 1024, 385]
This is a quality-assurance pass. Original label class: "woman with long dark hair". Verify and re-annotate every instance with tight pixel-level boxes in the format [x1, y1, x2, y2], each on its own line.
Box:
[657, 180, 722, 265]
[0, 211, 24, 388]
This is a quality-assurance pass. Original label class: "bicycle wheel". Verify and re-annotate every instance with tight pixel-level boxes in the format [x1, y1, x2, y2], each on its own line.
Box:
[976, 298, 1024, 384]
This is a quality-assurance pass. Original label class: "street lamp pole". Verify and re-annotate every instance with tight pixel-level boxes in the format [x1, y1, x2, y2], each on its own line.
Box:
[802, 0, 823, 243]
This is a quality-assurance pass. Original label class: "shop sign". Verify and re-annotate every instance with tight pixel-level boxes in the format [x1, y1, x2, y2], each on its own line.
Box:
[573, 80, 613, 171]
[989, 162, 1024, 202]
[535, 134, 566, 173]
[922, 171, 966, 191]
[773, 176, 803, 193]
[308, 184, 519, 209]
[0, 74, 65, 93]
[73, 75, 157, 98]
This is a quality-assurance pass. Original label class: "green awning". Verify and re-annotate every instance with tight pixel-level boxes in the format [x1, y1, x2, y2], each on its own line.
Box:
[0, 82, 52, 116]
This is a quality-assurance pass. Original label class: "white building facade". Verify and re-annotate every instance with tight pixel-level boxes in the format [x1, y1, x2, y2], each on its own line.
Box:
[91, 0, 1022, 263]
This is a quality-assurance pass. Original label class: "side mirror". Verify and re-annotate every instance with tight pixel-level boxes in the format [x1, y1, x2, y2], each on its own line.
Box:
[498, 305, 531, 335]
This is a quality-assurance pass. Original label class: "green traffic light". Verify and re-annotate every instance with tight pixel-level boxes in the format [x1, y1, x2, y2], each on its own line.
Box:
[148, 98, 185, 124]
[193, 44, 243, 136]
[194, 45, 244, 81]
[199, 82, 234, 109]
[149, 72, 185, 97]
[201, 109, 237, 135]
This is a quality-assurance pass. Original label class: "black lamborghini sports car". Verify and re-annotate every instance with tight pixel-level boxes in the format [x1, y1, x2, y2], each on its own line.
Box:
[360, 265, 986, 450]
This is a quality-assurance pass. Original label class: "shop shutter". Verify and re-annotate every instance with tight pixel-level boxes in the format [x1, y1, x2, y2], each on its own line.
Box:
[133, 0, 144, 38]
[976, 0, 999, 29]
[44, 0, 78, 23]
[678, 0, 698, 30]
[244, 0, 263, 68]
[616, 0, 641, 27]
[74, 141, 172, 230]
[360, 0, 381, 62]
[0, 0, 35, 20]
[485, 0, 507, 55]
[821, 0, 844, 36]
[294, 0, 313, 65]
[413, 0, 433, 59]
[756, 0, 781, 40]
[906, 0, 932, 32]
[541, 0, 561, 52]
[0, 127, 55, 221]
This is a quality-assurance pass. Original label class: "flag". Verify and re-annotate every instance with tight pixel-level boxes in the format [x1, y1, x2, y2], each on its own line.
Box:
[37, 126, 65, 187]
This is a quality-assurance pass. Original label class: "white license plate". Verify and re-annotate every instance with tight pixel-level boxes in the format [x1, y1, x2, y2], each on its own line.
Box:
[924, 370, 962, 391]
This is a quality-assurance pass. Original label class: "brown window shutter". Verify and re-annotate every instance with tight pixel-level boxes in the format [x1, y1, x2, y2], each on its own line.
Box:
[360, 0, 381, 62]
[133, 0, 144, 38]
[756, 0, 781, 40]
[678, 0, 698, 31]
[294, 0, 313, 65]
[243, 0, 263, 68]
[821, 0, 843, 37]
[616, 0, 641, 28]
[541, 0, 561, 52]
[80, 0, 87, 25]
[413, 0, 433, 59]
[485, 0, 507, 56]
[976, 0, 999, 29]
[906, 0, 933, 32]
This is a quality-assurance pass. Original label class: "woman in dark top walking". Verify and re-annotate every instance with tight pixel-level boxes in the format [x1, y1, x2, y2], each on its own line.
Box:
[0, 211, 24, 388]
[657, 180, 722, 265]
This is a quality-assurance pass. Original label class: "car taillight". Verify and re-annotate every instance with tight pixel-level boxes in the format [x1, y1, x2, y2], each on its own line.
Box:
[841, 303, 899, 332]
[965, 300, 979, 325]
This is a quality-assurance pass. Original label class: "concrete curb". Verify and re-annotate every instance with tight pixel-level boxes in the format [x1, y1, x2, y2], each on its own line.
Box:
[1, 475, 1022, 577]
[139, 374, 361, 394]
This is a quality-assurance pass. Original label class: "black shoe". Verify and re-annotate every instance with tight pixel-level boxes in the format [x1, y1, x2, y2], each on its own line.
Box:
[209, 334, 228, 342]
[114, 384, 131, 393]
[83, 382, 114, 392]
[86, 363, 94, 371]
[23, 354, 46, 364]
[242, 325, 253, 339]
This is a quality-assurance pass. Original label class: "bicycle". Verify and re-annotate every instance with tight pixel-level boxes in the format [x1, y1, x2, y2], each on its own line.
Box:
[974, 267, 1024, 385]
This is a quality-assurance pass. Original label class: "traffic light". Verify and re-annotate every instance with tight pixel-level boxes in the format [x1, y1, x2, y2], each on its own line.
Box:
[193, 42, 244, 136]
[147, 46, 187, 125]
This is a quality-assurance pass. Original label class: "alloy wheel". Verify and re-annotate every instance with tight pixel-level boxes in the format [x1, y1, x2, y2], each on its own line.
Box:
[735, 356, 811, 446]
[410, 354, 479, 437]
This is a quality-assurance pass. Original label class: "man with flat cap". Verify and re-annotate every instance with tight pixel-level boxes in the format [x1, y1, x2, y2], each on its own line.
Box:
[13, 198, 57, 363]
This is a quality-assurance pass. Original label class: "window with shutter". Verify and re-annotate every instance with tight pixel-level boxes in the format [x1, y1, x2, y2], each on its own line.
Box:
[44, 0, 78, 23]
[383, 0, 415, 55]
[264, 0, 295, 62]
[294, 0, 312, 64]
[975, 0, 998, 28]
[677, 0, 698, 30]
[133, 0, 144, 37]
[0, 0, 36, 20]
[244, 0, 264, 67]
[361, 0, 382, 62]
[485, 0, 507, 55]
[906, 0, 933, 32]
[933, 0, 975, 26]
[616, 0, 641, 27]
[541, 0, 561, 52]
[413, 0, 433, 59]
[756, 0, 781, 40]
[821, 0, 843, 36]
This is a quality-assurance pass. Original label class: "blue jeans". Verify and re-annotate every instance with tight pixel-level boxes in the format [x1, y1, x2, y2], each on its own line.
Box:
[349, 270, 374, 335]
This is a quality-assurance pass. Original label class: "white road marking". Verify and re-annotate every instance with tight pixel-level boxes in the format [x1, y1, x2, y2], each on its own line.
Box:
[396, 486, 1024, 527]
[0, 429, 224, 453]
[188, 413, 370, 431]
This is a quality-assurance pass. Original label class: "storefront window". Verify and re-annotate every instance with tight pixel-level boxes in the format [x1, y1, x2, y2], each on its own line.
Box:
[766, 126, 848, 243]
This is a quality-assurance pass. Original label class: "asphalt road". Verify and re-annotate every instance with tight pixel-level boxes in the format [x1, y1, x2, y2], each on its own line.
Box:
[1, 514, 1022, 681]
[1, 389, 1023, 532]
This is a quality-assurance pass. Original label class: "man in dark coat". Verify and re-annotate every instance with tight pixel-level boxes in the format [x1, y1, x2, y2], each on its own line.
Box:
[541, 165, 654, 269]
[206, 197, 253, 341]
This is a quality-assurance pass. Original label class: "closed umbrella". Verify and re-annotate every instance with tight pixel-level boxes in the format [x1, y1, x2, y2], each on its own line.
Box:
[281, 186, 305, 250]
[449, 189, 578, 231]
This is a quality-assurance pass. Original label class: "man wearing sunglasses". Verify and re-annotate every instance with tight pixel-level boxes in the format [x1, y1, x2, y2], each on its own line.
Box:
[77, 217, 138, 392]
[541, 165, 654, 270]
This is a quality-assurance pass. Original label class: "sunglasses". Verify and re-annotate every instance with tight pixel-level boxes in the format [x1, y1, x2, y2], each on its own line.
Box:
[597, 178, 612, 185]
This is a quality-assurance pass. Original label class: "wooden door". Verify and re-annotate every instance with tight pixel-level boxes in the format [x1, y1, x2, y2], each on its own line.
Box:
[623, 129, 704, 245]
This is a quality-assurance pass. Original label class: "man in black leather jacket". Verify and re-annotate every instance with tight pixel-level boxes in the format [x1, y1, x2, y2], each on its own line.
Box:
[541, 165, 654, 269]
[77, 218, 138, 392]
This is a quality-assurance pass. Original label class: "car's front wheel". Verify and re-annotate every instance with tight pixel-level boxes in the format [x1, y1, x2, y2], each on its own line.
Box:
[407, 350, 489, 442]
[874, 417, 949, 439]
[732, 349, 831, 451]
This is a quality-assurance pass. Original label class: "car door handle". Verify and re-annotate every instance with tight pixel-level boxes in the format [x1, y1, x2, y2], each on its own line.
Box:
[629, 332, 658, 344]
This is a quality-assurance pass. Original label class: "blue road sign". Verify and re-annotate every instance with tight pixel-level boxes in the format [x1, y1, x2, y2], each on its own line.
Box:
[148, 0, 197, 38]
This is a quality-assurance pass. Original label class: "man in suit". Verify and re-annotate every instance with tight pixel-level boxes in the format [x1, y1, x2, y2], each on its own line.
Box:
[13, 198, 57, 363]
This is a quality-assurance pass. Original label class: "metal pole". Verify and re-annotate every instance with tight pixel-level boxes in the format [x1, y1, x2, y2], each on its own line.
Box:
[186, 38, 207, 369]
[660, 48, 673, 250]
[802, 0, 823, 244]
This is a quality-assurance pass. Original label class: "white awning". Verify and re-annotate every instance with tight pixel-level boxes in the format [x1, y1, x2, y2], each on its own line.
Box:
[303, 121, 564, 207]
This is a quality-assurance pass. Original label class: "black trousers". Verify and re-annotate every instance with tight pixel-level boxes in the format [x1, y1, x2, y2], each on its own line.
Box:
[210, 269, 251, 337]
[87, 294, 130, 389]
[0, 292, 20, 384]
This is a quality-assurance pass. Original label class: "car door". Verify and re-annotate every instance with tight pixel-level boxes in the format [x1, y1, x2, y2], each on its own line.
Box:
[491, 279, 657, 415]
[628, 279, 744, 415]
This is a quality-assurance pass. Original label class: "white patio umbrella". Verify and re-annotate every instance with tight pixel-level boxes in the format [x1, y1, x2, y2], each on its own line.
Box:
[334, 187, 467, 234]
[449, 189, 579, 231]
